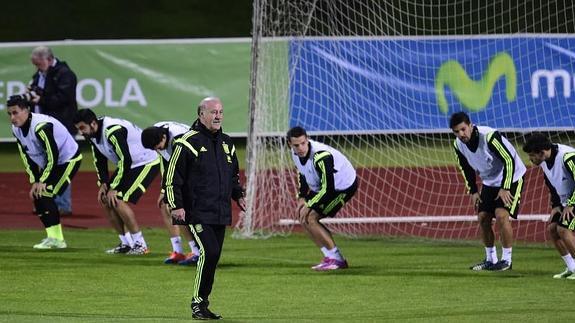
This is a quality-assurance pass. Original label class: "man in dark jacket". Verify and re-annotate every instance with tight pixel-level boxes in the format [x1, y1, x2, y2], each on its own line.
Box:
[29, 46, 78, 215]
[30, 46, 78, 135]
[164, 97, 246, 320]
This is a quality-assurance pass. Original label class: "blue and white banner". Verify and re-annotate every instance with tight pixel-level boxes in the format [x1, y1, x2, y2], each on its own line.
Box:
[289, 36, 575, 132]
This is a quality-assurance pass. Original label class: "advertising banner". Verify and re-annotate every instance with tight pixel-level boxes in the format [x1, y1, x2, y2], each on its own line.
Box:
[0, 39, 250, 139]
[289, 36, 575, 132]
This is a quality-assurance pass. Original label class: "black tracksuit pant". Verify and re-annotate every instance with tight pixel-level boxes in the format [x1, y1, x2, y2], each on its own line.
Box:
[190, 223, 226, 304]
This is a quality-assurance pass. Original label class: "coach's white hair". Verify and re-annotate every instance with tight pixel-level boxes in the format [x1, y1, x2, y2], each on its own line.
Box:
[197, 97, 222, 115]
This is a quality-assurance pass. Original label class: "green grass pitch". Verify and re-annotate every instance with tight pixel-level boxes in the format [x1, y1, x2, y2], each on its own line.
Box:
[1, 229, 575, 322]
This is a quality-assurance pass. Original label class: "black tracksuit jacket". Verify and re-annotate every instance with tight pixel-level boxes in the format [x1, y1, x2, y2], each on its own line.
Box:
[164, 120, 243, 225]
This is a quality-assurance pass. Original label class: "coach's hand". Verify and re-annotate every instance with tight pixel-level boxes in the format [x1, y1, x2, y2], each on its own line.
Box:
[496, 189, 513, 207]
[237, 197, 247, 212]
[106, 189, 119, 208]
[562, 206, 574, 223]
[471, 193, 482, 212]
[171, 208, 185, 222]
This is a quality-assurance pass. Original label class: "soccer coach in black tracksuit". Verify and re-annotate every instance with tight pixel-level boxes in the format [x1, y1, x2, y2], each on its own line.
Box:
[164, 97, 246, 320]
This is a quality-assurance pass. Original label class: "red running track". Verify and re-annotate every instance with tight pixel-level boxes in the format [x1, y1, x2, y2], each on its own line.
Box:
[0, 172, 245, 230]
[0, 167, 552, 242]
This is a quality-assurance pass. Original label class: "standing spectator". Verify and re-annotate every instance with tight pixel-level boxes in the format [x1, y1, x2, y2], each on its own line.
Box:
[522, 133, 575, 279]
[141, 121, 200, 265]
[164, 97, 246, 320]
[450, 112, 526, 271]
[74, 108, 160, 255]
[7, 95, 82, 248]
[29, 46, 78, 215]
[287, 126, 358, 271]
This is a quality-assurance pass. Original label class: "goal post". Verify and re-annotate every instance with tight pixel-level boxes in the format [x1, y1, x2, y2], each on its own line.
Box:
[236, 0, 575, 241]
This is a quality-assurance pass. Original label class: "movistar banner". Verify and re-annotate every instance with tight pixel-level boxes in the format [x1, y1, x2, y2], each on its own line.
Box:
[289, 36, 575, 132]
[0, 39, 250, 139]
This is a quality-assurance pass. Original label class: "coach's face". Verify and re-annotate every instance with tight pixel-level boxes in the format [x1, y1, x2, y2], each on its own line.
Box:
[199, 100, 223, 133]
[75, 120, 98, 138]
[451, 122, 473, 143]
[7, 105, 29, 128]
[289, 135, 310, 158]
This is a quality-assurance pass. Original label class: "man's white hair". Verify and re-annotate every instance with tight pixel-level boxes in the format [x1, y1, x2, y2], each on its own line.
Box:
[197, 97, 221, 115]
[31, 46, 54, 60]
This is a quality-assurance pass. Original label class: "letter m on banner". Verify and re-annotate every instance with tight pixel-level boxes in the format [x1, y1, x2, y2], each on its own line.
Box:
[435, 52, 517, 114]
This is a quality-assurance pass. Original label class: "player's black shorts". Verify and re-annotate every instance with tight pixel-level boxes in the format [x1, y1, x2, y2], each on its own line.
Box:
[42, 153, 82, 198]
[306, 178, 358, 218]
[478, 177, 524, 219]
[112, 158, 160, 204]
[551, 208, 575, 231]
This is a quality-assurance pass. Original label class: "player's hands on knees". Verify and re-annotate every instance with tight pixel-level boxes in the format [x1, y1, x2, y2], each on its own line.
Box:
[562, 206, 574, 223]
[106, 189, 119, 208]
[97, 184, 108, 205]
[296, 199, 311, 224]
[171, 208, 185, 222]
[157, 193, 164, 209]
[29, 182, 47, 200]
[296, 198, 306, 213]
[158, 197, 170, 215]
[162, 202, 170, 215]
[496, 189, 513, 207]
[29, 183, 38, 200]
[471, 193, 482, 212]
[549, 207, 562, 223]
[298, 204, 311, 225]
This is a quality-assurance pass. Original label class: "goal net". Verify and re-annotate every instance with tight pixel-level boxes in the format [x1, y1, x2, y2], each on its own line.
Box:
[236, 0, 575, 241]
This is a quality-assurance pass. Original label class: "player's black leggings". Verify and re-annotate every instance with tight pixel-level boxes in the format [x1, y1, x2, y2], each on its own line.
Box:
[190, 223, 226, 304]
